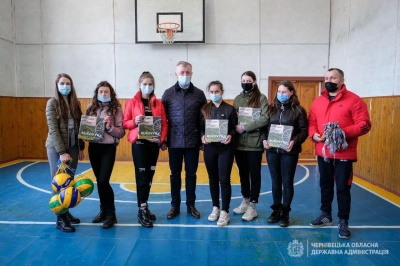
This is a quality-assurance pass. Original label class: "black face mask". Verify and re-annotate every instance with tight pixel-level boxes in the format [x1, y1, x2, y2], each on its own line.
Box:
[325, 82, 339, 93]
[241, 83, 253, 92]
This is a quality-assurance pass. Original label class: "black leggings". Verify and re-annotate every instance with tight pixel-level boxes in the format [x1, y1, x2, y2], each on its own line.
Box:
[132, 140, 160, 207]
[88, 143, 117, 209]
[204, 144, 234, 212]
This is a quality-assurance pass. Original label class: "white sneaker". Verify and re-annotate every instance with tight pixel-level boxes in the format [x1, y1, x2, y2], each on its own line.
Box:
[208, 206, 220, 221]
[217, 211, 230, 226]
[233, 198, 250, 214]
[242, 202, 258, 221]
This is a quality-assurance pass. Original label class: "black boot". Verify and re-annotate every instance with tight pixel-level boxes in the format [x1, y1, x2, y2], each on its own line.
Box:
[92, 205, 107, 223]
[138, 208, 153, 228]
[280, 206, 291, 227]
[103, 207, 117, 229]
[56, 213, 75, 232]
[64, 210, 80, 224]
[267, 204, 281, 223]
[146, 203, 156, 221]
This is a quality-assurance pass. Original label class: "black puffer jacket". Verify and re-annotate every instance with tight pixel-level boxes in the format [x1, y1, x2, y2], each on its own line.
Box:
[261, 101, 308, 155]
[162, 82, 207, 148]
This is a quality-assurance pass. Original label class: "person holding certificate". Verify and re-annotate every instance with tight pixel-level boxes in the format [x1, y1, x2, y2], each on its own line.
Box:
[200, 81, 237, 226]
[233, 71, 269, 222]
[123, 71, 168, 228]
[261, 80, 308, 227]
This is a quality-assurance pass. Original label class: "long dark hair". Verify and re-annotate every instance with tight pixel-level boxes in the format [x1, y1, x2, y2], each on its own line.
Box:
[138, 71, 156, 109]
[86, 81, 121, 116]
[54, 73, 82, 120]
[268, 80, 301, 116]
[241, 71, 261, 108]
[201, 80, 224, 119]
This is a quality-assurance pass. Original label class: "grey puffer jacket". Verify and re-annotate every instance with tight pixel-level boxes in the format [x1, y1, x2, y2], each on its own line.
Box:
[162, 82, 207, 148]
[45, 97, 84, 154]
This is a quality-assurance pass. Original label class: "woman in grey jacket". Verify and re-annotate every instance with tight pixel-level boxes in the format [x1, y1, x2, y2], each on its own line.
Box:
[45, 73, 85, 233]
[86, 81, 125, 229]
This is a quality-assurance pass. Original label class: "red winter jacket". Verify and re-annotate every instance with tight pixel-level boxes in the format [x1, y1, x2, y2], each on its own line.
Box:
[123, 91, 168, 144]
[308, 84, 371, 161]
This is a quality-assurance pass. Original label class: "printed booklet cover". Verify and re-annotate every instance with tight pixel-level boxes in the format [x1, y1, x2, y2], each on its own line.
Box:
[138, 116, 161, 139]
[205, 119, 228, 142]
[268, 124, 294, 149]
[78, 115, 105, 142]
[238, 107, 261, 125]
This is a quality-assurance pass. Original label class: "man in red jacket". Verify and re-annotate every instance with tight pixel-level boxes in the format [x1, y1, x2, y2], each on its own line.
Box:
[308, 68, 371, 239]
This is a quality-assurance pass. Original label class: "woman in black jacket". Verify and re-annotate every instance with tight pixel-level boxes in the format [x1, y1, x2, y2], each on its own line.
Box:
[261, 80, 308, 227]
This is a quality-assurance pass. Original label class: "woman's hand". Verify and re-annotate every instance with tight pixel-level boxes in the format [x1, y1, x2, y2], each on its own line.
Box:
[284, 140, 294, 152]
[201, 135, 209, 144]
[104, 115, 112, 130]
[263, 140, 270, 149]
[134, 115, 144, 125]
[235, 125, 246, 134]
[221, 135, 232, 145]
[148, 138, 161, 144]
[60, 153, 71, 163]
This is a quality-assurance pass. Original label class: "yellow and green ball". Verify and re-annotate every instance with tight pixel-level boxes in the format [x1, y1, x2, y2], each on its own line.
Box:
[51, 173, 74, 193]
[73, 177, 94, 198]
[49, 194, 68, 214]
[59, 187, 81, 208]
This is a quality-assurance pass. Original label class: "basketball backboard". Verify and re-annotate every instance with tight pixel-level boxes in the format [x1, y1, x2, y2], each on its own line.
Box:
[135, 0, 205, 43]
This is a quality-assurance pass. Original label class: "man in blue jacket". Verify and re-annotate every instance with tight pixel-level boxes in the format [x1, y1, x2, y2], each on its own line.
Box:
[162, 61, 207, 219]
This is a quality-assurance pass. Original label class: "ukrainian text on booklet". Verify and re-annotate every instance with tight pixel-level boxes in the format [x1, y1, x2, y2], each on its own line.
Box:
[268, 124, 293, 149]
[78, 115, 104, 142]
[205, 119, 228, 142]
[138, 116, 161, 140]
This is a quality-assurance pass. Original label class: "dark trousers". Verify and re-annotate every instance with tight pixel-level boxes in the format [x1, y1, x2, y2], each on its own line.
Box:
[132, 140, 160, 207]
[88, 143, 116, 209]
[317, 156, 353, 220]
[266, 151, 299, 208]
[234, 150, 263, 203]
[204, 144, 234, 212]
[168, 148, 199, 208]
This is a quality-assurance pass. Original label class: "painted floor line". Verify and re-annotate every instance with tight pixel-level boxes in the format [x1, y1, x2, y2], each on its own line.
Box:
[1, 221, 400, 229]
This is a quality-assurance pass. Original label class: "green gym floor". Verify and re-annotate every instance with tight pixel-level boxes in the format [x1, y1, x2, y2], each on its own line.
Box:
[1, 160, 399, 265]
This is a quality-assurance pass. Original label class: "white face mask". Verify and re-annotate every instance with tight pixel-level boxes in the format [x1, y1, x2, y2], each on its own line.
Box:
[58, 84, 71, 96]
[178, 76, 191, 88]
[140, 85, 154, 95]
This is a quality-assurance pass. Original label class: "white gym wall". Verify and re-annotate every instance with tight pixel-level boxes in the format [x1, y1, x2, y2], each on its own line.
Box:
[0, 0, 399, 98]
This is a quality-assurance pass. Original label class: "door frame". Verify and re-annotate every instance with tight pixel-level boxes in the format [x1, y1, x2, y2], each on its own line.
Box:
[268, 76, 324, 103]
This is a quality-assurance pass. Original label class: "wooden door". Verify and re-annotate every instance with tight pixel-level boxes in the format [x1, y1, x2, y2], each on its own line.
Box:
[269, 78, 322, 161]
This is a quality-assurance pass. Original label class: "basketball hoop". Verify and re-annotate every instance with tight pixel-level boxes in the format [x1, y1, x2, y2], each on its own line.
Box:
[157, 22, 180, 44]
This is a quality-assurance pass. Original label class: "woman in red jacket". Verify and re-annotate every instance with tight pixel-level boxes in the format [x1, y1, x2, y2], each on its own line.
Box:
[123, 71, 168, 228]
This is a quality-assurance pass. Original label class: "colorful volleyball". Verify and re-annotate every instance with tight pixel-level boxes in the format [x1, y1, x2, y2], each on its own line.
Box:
[52, 173, 74, 193]
[73, 177, 94, 198]
[49, 194, 68, 214]
[59, 187, 81, 208]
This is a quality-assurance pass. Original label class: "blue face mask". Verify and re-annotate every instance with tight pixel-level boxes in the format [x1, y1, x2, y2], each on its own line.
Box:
[97, 95, 111, 102]
[277, 93, 290, 103]
[178, 76, 191, 88]
[58, 85, 71, 96]
[141, 85, 154, 95]
[209, 93, 222, 103]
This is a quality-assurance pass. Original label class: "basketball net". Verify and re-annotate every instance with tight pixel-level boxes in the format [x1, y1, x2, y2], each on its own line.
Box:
[157, 22, 180, 44]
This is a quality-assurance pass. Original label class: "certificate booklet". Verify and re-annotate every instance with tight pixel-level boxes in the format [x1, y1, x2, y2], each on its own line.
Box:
[78, 115, 104, 142]
[138, 116, 161, 139]
[205, 119, 228, 142]
[268, 124, 294, 149]
[238, 107, 261, 125]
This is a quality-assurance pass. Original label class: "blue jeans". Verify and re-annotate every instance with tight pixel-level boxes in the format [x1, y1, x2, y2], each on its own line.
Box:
[266, 151, 299, 208]
[47, 145, 79, 180]
[317, 156, 353, 220]
[168, 148, 200, 208]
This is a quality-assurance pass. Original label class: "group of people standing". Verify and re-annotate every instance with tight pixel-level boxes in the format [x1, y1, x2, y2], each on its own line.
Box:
[45, 62, 371, 239]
